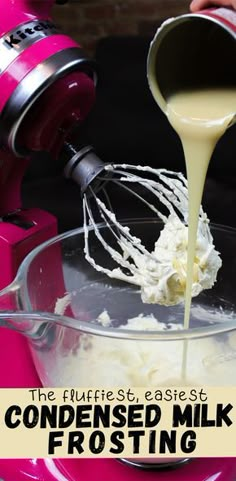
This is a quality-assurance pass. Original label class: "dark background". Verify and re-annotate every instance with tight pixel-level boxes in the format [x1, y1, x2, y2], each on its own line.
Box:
[22, 34, 236, 232]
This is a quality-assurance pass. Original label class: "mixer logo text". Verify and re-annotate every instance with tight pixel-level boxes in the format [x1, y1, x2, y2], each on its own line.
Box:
[3, 20, 58, 50]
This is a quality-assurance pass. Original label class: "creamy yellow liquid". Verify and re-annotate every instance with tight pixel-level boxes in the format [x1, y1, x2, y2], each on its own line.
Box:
[167, 89, 236, 329]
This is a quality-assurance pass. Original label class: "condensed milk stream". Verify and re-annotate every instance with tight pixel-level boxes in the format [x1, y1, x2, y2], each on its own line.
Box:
[166, 88, 236, 329]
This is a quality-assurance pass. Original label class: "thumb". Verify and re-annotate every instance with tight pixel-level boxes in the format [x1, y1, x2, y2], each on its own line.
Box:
[190, 0, 234, 11]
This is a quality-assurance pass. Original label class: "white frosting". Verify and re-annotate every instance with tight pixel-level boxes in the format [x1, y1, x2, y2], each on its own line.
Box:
[50, 313, 235, 387]
[54, 293, 72, 315]
[97, 309, 111, 327]
[140, 214, 222, 305]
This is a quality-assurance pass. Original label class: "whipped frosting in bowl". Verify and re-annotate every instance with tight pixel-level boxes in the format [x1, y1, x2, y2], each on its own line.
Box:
[50, 216, 235, 392]
[21, 217, 236, 468]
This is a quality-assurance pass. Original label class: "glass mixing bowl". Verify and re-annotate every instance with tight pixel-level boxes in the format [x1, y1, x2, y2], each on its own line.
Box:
[0, 218, 236, 388]
[1, 218, 236, 467]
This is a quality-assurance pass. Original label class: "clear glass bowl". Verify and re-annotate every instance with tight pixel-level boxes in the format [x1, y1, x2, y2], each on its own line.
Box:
[0, 218, 235, 390]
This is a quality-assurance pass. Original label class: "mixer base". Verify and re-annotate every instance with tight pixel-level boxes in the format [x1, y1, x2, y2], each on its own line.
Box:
[57, 458, 236, 481]
[0, 457, 235, 481]
[119, 457, 190, 470]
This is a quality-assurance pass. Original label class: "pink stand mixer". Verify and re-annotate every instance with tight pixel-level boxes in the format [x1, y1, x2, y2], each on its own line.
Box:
[0, 1, 235, 480]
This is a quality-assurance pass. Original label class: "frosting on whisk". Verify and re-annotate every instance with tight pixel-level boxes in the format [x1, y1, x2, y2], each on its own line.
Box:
[140, 214, 221, 305]
[83, 165, 222, 306]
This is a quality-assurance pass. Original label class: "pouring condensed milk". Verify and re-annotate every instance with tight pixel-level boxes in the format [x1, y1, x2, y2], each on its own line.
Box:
[148, 8, 236, 327]
[167, 88, 236, 327]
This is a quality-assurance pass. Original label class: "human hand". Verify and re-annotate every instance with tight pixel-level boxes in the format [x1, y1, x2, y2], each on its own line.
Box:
[190, 0, 236, 11]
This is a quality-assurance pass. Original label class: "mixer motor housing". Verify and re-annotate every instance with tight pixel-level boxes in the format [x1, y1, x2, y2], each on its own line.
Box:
[0, 0, 97, 392]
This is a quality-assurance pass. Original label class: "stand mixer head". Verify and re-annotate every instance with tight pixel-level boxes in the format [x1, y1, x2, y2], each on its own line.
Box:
[0, 0, 96, 216]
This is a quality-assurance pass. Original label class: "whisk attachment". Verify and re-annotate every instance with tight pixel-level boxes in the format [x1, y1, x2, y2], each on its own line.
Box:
[81, 163, 222, 306]
[63, 147, 221, 307]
